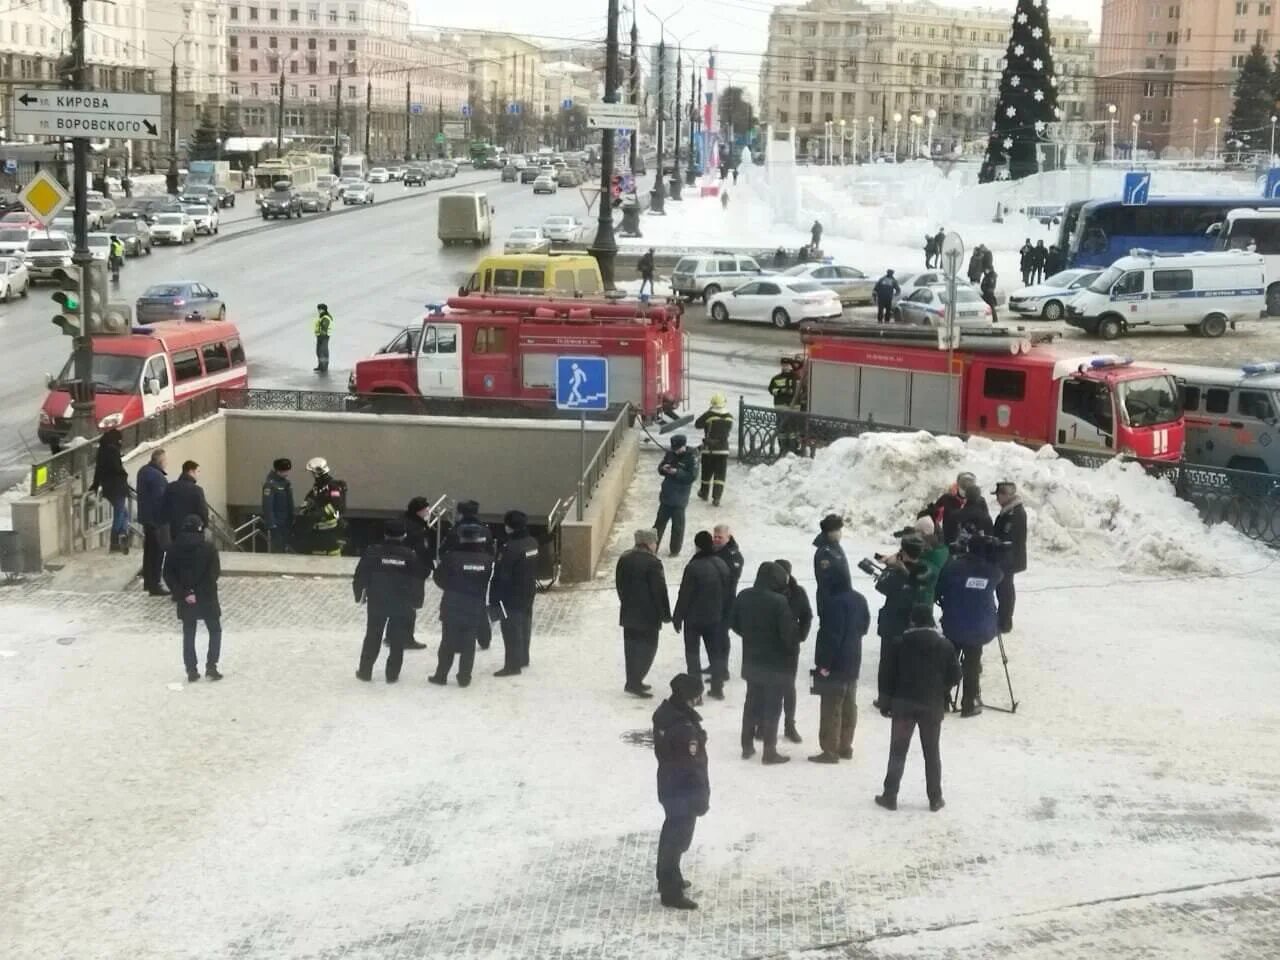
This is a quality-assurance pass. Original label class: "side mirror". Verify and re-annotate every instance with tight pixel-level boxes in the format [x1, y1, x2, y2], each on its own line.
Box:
[457, 286, 467, 297]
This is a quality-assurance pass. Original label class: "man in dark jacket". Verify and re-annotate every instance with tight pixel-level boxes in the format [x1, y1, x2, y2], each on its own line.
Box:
[162, 461, 209, 542]
[652, 673, 709, 910]
[810, 219, 823, 252]
[617, 528, 672, 696]
[992, 481, 1028, 634]
[491, 510, 539, 676]
[135, 448, 169, 595]
[163, 514, 223, 683]
[694, 395, 733, 506]
[920, 471, 976, 546]
[673, 531, 732, 699]
[261, 458, 294, 553]
[923, 233, 936, 268]
[429, 524, 495, 687]
[442, 500, 494, 650]
[353, 521, 426, 683]
[1030, 239, 1047, 283]
[873, 269, 900, 323]
[875, 605, 961, 812]
[1018, 239, 1033, 285]
[775, 559, 812, 743]
[730, 562, 798, 765]
[809, 561, 869, 764]
[768, 357, 799, 408]
[813, 513, 851, 612]
[402, 496, 437, 650]
[1045, 244, 1064, 277]
[966, 247, 983, 283]
[638, 248, 656, 297]
[710, 523, 744, 689]
[654, 435, 698, 557]
[91, 428, 131, 553]
[936, 531, 1004, 716]
[980, 266, 999, 323]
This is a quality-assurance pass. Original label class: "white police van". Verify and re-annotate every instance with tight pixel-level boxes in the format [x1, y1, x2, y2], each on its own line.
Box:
[1065, 249, 1266, 340]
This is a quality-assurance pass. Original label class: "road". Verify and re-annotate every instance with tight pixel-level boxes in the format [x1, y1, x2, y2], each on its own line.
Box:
[0, 169, 618, 487]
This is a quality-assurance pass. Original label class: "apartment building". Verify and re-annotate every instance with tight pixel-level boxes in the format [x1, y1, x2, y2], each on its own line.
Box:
[455, 32, 546, 150]
[148, 1, 227, 168]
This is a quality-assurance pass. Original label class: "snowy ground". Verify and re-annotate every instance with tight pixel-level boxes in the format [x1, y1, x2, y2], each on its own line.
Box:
[3, 432, 1279, 959]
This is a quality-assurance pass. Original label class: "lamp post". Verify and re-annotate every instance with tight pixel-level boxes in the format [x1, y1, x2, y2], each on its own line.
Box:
[1213, 116, 1221, 162]
[276, 58, 297, 154]
[911, 113, 922, 157]
[1131, 113, 1141, 165]
[332, 57, 356, 176]
[838, 118, 846, 163]
[165, 35, 191, 195]
[1270, 115, 1277, 166]
[686, 63, 697, 186]
[1107, 103, 1116, 163]
[590, 0, 623, 289]
[670, 49, 683, 200]
[926, 107, 936, 157]
[1192, 117, 1198, 159]
[892, 111, 901, 160]
[628, 13, 639, 174]
[867, 114, 875, 157]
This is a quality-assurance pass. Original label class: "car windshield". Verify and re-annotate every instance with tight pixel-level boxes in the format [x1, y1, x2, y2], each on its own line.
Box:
[87, 236, 109, 247]
[674, 258, 697, 273]
[1118, 376, 1181, 427]
[511, 230, 539, 239]
[143, 285, 187, 298]
[0, 229, 28, 242]
[56, 353, 144, 394]
[947, 288, 983, 304]
[156, 214, 183, 224]
[546, 217, 571, 226]
[181, 205, 206, 214]
[1043, 270, 1085, 287]
[787, 281, 827, 293]
[28, 238, 69, 251]
[1089, 266, 1124, 292]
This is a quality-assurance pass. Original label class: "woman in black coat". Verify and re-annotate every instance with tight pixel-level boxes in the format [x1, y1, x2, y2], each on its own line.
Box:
[90, 428, 131, 553]
[163, 514, 224, 682]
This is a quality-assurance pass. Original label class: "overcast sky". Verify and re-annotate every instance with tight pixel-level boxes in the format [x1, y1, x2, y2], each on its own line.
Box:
[415, 0, 1104, 98]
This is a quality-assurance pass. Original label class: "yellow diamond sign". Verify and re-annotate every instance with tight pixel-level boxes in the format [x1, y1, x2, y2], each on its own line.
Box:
[20, 170, 71, 226]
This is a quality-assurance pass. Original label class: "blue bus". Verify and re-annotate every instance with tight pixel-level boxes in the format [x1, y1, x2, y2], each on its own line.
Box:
[1059, 196, 1280, 269]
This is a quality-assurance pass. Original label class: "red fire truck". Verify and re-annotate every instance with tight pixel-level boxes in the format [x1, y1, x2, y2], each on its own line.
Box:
[348, 296, 687, 420]
[799, 323, 1185, 461]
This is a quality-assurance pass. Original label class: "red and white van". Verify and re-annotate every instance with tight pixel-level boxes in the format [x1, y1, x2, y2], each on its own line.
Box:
[38, 320, 248, 449]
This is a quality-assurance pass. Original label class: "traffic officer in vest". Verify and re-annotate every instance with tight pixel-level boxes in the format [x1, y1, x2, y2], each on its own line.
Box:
[694, 393, 733, 506]
[490, 510, 540, 677]
[429, 523, 495, 688]
[314, 303, 334, 373]
[353, 520, 426, 683]
[300, 457, 347, 555]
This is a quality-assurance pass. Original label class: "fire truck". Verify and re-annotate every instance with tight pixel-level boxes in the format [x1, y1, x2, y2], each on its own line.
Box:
[797, 323, 1185, 461]
[348, 296, 687, 420]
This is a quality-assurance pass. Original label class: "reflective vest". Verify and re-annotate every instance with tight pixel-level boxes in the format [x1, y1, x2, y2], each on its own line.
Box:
[110, 239, 124, 258]
[314, 311, 334, 337]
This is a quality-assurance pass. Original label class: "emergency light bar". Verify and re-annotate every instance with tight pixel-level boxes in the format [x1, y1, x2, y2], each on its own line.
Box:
[1241, 361, 1280, 375]
[1078, 355, 1133, 372]
[131, 326, 154, 335]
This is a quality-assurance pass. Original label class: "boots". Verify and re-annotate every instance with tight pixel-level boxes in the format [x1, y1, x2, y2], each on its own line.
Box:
[761, 750, 790, 765]
[784, 725, 803, 744]
[108, 534, 121, 554]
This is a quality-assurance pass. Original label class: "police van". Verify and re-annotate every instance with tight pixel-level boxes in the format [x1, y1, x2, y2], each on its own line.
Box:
[1065, 249, 1266, 340]
[1163, 361, 1280, 473]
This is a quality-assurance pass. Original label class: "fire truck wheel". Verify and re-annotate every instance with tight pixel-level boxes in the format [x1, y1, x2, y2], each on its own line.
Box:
[772, 308, 791, 329]
[702, 284, 721, 303]
[710, 302, 729, 322]
[1199, 313, 1227, 338]
[1042, 299, 1064, 321]
[1097, 315, 1123, 341]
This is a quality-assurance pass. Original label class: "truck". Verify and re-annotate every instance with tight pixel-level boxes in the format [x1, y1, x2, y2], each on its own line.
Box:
[797, 323, 1185, 461]
[349, 296, 687, 421]
[186, 160, 233, 190]
[339, 154, 367, 180]
[1163, 361, 1280, 473]
[469, 142, 500, 169]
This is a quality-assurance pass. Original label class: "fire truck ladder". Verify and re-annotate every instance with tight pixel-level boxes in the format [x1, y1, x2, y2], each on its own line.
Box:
[801, 321, 1059, 355]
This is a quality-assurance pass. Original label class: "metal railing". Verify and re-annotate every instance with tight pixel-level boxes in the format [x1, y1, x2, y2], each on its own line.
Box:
[574, 403, 633, 522]
[223, 388, 628, 423]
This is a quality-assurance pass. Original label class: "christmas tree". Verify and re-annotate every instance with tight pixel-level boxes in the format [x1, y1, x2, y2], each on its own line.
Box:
[1230, 44, 1273, 147]
[978, 0, 1061, 183]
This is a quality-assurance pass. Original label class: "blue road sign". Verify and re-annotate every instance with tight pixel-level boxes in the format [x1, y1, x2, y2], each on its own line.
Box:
[410, 102, 424, 115]
[556, 356, 609, 411]
[1265, 168, 1280, 198]
[562, 98, 573, 110]
[1122, 171, 1150, 206]
[2, 159, 16, 175]
[461, 104, 472, 118]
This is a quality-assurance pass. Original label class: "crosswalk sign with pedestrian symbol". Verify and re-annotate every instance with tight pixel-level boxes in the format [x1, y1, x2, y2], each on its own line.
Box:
[556, 356, 609, 411]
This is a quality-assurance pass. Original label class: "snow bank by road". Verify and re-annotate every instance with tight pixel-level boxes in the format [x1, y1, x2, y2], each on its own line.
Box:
[741, 431, 1264, 576]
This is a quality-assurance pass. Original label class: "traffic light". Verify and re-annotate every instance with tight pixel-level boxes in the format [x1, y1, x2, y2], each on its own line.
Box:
[82, 259, 111, 334]
[50, 265, 82, 337]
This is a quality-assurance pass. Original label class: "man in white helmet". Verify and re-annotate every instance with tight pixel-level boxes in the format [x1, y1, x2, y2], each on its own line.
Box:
[300, 457, 348, 554]
[693, 393, 733, 507]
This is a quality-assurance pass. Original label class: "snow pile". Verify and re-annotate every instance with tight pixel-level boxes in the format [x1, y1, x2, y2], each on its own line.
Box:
[742, 431, 1263, 575]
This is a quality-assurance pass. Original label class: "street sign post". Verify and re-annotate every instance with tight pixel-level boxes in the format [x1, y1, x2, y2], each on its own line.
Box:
[11, 88, 162, 140]
[19, 170, 71, 227]
[461, 104, 472, 118]
[587, 101, 640, 130]
[556, 356, 609, 521]
[1122, 171, 1151, 206]
[941, 230, 965, 433]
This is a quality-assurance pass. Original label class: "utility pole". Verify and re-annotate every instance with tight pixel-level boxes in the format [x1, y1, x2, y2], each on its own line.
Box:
[404, 80, 411, 161]
[364, 77, 373, 160]
[68, 0, 94, 440]
[651, 39, 666, 214]
[628, 14, 638, 174]
[590, 0, 622, 289]
[276, 66, 287, 153]
[332, 78, 345, 175]
[669, 51, 682, 200]
[437, 96, 444, 158]
[686, 66, 696, 186]
[166, 52, 179, 195]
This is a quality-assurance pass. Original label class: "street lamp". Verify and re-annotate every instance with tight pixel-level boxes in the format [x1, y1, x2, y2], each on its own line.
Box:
[645, 6, 684, 214]
[1213, 116, 1222, 162]
[1270, 115, 1277, 166]
[1192, 118, 1199, 159]
[332, 57, 357, 176]
[926, 108, 936, 157]
[892, 111, 902, 160]
[911, 113, 923, 157]
[276, 57, 298, 153]
[164, 34, 192, 195]
[1107, 103, 1116, 163]
[1132, 113, 1141, 165]
[838, 118, 846, 164]
[867, 114, 875, 157]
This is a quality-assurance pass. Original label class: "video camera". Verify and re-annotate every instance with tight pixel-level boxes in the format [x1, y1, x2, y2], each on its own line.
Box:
[952, 524, 1008, 562]
[856, 557, 886, 579]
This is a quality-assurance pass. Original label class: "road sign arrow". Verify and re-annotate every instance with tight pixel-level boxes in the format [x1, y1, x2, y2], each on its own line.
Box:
[142, 119, 157, 136]
[17, 93, 36, 106]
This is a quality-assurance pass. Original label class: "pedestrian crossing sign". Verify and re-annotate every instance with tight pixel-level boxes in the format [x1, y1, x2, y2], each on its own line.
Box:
[555, 356, 609, 411]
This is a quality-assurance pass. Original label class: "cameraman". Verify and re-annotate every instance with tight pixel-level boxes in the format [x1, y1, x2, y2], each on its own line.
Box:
[935, 525, 1004, 717]
[991, 481, 1027, 634]
[872, 544, 917, 711]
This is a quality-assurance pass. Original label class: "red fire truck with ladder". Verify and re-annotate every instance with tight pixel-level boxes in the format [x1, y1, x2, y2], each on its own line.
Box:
[797, 323, 1185, 460]
[348, 296, 687, 421]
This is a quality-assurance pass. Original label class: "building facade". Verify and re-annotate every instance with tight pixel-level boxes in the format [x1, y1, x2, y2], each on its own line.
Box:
[456, 33, 547, 150]
[757, 0, 1094, 157]
[147, 0, 227, 170]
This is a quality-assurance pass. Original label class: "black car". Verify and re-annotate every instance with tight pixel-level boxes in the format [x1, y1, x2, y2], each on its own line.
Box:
[500, 164, 518, 182]
[211, 186, 236, 208]
[520, 166, 540, 183]
[403, 166, 428, 186]
[180, 186, 219, 207]
[261, 185, 302, 219]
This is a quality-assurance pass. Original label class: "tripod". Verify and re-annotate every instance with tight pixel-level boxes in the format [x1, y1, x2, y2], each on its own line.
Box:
[947, 635, 1018, 714]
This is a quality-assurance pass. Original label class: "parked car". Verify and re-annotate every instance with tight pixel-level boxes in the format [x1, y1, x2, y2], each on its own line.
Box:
[504, 227, 552, 255]
[892, 270, 975, 304]
[84, 197, 116, 229]
[532, 174, 558, 195]
[150, 212, 197, 245]
[298, 190, 333, 213]
[0, 227, 33, 257]
[181, 202, 220, 235]
[404, 166, 429, 186]
[367, 167, 391, 183]
[781, 262, 876, 305]
[0, 256, 30, 301]
[707, 277, 842, 328]
[344, 183, 375, 205]
[135, 281, 226, 323]
[261, 185, 302, 219]
[894, 285, 993, 326]
[85, 232, 115, 263]
[109, 218, 152, 256]
[23, 235, 74, 281]
[520, 166, 541, 184]
[671, 254, 768, 302]
[1008, 268, 1101, 321]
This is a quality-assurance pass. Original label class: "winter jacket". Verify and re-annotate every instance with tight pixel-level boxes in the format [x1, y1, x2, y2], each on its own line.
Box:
[616, 547, 671, 630]
[813, 583, 870, 684]
[881, 625, 961, 719]
[404, 510, 437, 577]
[783, 577, 813, 644]
[874, 566, 915, 640]
[920, 489, 966, 545]
[163, 531, 221, 621]
[652, 697, 710, 817]
[1031, 243, 1047, 268]
[261, 470, 294, 532]
[491, 528, 539, 612]
[730, 562, 798, 684]
[873, 273, 900, 304]
[304, 476, 347, 516]
[768, 370, 798, 407]
[980, 270, 998, 302]
[936, 553, 1004, 648]
[716, 537, 745, 596]
[812, 532, 852, 614]
[966, 250, 983, 283]
[638, 251, 655, 277]
[993, 500, 1028, 574]
[954, 493, 994, 537]
[694, 408, 734, 454]
[162, 474, 209, 537]
[1045, 248, 1064, 275]
[1018, 244, 1032, 271]
[135, 462, 168, 526]
[658, 447, 699, 507]
[91, 443, 129, 501]
[433, 547, 494, 626]
[442, 518, 494, 556]
[982, 247, 994, 271]
[914, 543, 950, 606]
[353, 540, 426, 614]
[673, 549, 732, 629]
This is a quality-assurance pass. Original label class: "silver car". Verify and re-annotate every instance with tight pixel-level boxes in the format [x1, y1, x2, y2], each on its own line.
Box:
[671, 254, 767, 302]
[781, 262, 876, 305]
[504, 227, 552, 254]
[542, 215, 582, 243]
[894, 285, 993, 326]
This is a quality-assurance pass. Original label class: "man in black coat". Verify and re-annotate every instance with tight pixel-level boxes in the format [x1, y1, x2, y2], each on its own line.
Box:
[775, 558, 812, 744]
[652, 673, 709, 910]
[809, 563, 870, 764]
[654, 435, 699, 557]
[1030, 239, 1047, 283]
[875, 605, 962, 812]
[673, 531, 732, 700]
[992, 481, 1028, 634]
[441, 499, 494, 650]
[1019, 239, 1033, 285]
[920, 471, 981, 546]
[353, 521, 426, 683]
[402, 496, 437, 650]
[616, 528, 671, 697]
[162, 461, 209, 541]
[491, 510, 539, 676]
[873, 564, 916, 710]
[163, 514, 223, 683]
[730, 562, 798, 765]
[429, 524, 494, 687]
[135, 448, 169, 594]
[813, 513, 851, 612]
[710, 523, 744, 691]
[91, 428, 131, 553]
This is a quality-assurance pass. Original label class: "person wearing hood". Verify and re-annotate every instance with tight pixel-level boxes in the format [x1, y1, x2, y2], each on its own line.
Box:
[491, 510, 540, 676]
[353, 520, 426, 683]
[775, 558, 812, 744]
[163, 514, 223, 683]
[812, 513, 851, 611]
[673, 531, 732, 700]
[992, 481, 1028, 634]
[730, 562, 799, 765]
[809, 557, 870, 764]
[654, 435, 699, 556]
[91, 428, 131, 553]
[652, 673, 709, 910]
[694, 394, 733, 506]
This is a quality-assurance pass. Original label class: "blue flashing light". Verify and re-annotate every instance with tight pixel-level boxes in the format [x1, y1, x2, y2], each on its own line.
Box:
[131, 326, 155, 335]
[1082, 355, 1133, 371]
[1241, 361, 1280, 375]
[424, 302, 446, 316]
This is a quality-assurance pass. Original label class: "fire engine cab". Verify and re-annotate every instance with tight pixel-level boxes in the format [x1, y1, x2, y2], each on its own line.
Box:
[799, 323, 1185, 461]
[349, 296, 687, 420]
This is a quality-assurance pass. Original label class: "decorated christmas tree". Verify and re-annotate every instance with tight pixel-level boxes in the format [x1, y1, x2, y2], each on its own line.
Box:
[978, 0, 1061, 183]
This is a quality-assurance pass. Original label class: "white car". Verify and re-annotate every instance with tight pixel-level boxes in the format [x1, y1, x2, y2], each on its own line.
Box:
[707, 277, 842, 328]
[892, 270, 975, 304]
[150, 212, 197, 245]
[367, 168, 390, 183]
[532, 174, 558, 195]
[0, 227, 33, 257]
[542, 215, 582, 243]
[504, 227, 552, 254]
[85, 232, 113, 262]
[0, 256, 30, 301]
[893, 285, 993, 327]
[343, 184, 374, 205]
[1007, 268, 1101, 321]
[181, 203, 219, 235]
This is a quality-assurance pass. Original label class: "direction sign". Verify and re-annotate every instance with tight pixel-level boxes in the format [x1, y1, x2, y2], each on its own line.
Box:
[11, 88, 162, 140]
[410, 102, 424, 116]
[555, 356, 609, 411]
[561, 98, 573, 110]
[587, 101, 640, 131]
[461, 104, 472, 118]
[2, 159, 16, 175]
[1122, 171, 1150, 206]
[19, 170, 70, 226]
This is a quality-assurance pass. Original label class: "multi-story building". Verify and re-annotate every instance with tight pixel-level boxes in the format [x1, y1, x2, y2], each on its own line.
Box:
[757, 0, 1094, 157]
[455, 32, 546, 150]
[147, 1, 227, 170]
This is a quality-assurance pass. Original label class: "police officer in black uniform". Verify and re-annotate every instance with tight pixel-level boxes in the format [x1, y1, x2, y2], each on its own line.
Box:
[812, 513, 851, 610]
[353, 521, 426, 683]
[403, 496, 437, 650]
[442, 499, 495, 649]
[491, 510, 540, 677]
[694, 393, 734, 506]
[429, 524, 494, 687]
[652, 672, 709, 911]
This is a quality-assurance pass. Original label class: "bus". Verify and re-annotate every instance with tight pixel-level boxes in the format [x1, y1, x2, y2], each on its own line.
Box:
[1215, 207, 1280, 314]
[254, 157, 317, 196]
[1059, 196, 1280, 270]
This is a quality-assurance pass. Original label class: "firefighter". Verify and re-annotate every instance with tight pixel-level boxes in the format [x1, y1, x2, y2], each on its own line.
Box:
[299, 457, 347, 555]
[314, 302, 334, 373]
[694, 393, 733, 506]
[353, 520, 426, 684]
[768, 358, 803, 455]
[429, 523, 495, 688]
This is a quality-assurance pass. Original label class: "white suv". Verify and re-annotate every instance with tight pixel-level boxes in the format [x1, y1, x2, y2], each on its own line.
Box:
[671, 254, 768, 302]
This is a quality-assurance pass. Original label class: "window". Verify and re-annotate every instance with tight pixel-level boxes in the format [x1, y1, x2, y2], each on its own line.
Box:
[1238, 390, 1276, 420]
[145, 356, 170, 390]
[473, 326, 509, 353]
[202, 342, 231, 374]
[1233, 29, 1247, 42]
[492, 268, 519, 289]
[1062, 379, 1114, 435]
[172, 349, 202, 382]
[347, 39, 355, 51]
[328, 61, 337, 74]
[328, 38, 336, 51]
[229, 56, 239, 72]
[1114, 271, 1145, 295]
[1152, 269, 1192, 292]
[519, 270, 545, 290]
[308, 38, 317, 49]
[230, 7, 239, 20]
[553, 271, 576, 294]
[984, 368, 1026, 400]
[1178, 385, 1200, 411]
[1232, 54, 1247, 67]
[290, 61, 298, 74]
[269, 36, 278, 49]
[1205, 388, 1230, 414]
[577, 269, 600, 295]
[290, 9, 299, 21]
[249, 60, 258, 74]
[421, 325, 457, 355]
[270, 7, 278, 19]
[229, 36, 238, 48]
[347, 84, 355, 98]
[328, 9, 338, 22]
[249, 36, 258, 48]
[717, 259, 736, 272]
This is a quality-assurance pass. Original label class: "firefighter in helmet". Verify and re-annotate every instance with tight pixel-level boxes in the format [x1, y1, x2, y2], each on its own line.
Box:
[768, 357, 805, 454]
[299, 456, 348, 555]
[694, 393, 733, 507]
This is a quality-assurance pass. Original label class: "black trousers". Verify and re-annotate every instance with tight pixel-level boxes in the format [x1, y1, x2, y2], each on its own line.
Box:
[882, 709, 943, 803]
[697, 452, 728, 503]
[315, 334, 330, 370]
[359, 605, 412, 681]
[742, 681, 784, 752]
[782, 650, 800, 728]
[142, 522, 166, 590]
[653, 503, 686, 555]
[996, 573, 1016, 633]
[656, 812, 697, 897]
[182, 616, 222, 672]
[435, 619, 479, 683]
[683, 623, 720, 686]
[960, 645, 983, 710]
[624, 628, 659, 689]
[877, 633, 901, 705]
[500, 607, 533, 670]
[876, 299, 892, 322]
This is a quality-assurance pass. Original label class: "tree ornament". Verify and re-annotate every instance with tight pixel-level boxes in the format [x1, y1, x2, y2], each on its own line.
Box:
[1017, 12, 1028, 23]
[1033, 58, 1043, 70]
[1003, 137, 1014, 149]
[1006, 106, 1017, 117]
[1011, 76, 1021, 88]
[1033, 89, 1045, 102]
[1014, 44, 1025, 56]
[1031, 27, 1043, 38]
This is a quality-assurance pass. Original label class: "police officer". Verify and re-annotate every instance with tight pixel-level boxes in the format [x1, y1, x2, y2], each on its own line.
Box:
[429, 524, 494, 688]
[353, 521, 426, 683]
[652, 672, 709, 911]
[261, 458, 294, 553]
[403, 496, 437, 650]
[314, 302, 334, 373]
[992, 481, 1028, 633]
[812, 513, 851, 611]
[694, 394, 733, 506]
[300, 457, 347, 555]
[491, 510, 539, 677]
[442, 500, 495, 649]
[109, 235, 125, 280]
[873, 269, 900, 323]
